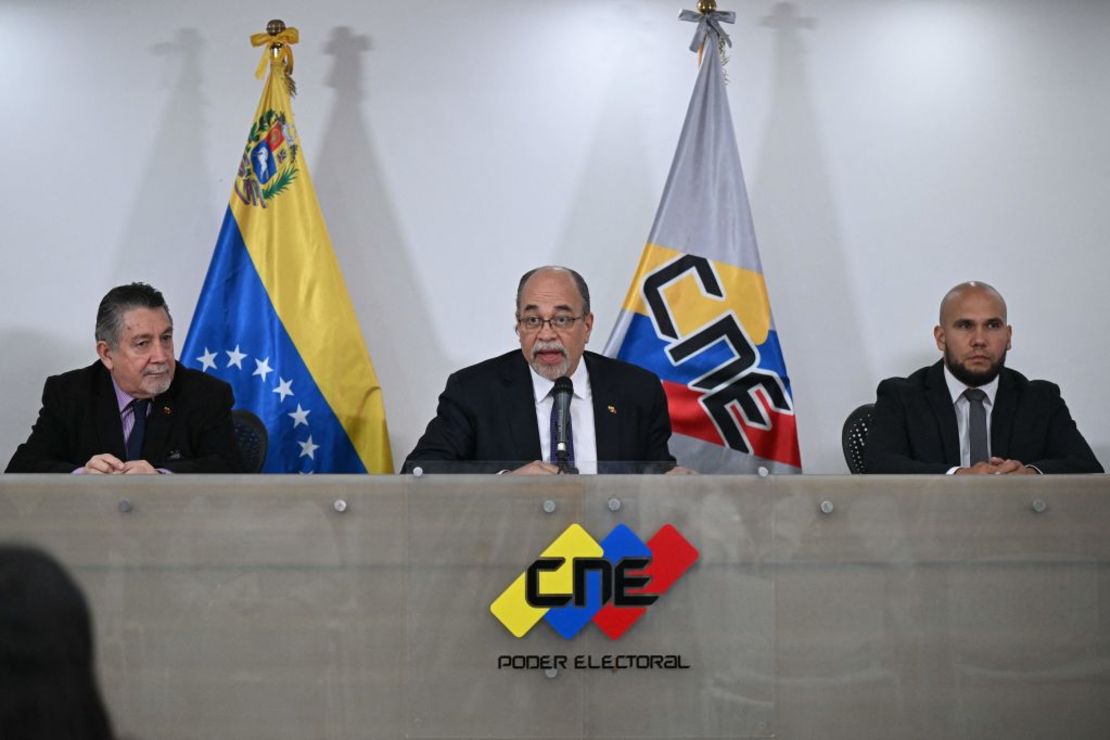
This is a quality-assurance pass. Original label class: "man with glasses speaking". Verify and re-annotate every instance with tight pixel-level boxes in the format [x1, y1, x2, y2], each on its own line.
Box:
[403, 266, 677, 474]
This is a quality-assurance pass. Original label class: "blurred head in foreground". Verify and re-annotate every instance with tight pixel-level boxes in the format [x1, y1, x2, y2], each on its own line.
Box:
[0, 545, 114, 740]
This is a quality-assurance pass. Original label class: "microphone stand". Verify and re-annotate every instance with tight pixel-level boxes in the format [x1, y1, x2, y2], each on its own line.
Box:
[555, 446, 578, 475]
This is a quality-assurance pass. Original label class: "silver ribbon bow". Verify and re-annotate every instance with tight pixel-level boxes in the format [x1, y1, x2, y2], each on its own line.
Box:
[679, 9, 736, 52]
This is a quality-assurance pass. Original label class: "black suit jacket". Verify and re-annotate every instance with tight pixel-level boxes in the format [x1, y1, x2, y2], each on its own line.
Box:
[864, 361, 1102, 474]
[5, 360, 244, 474]
[403, 350, 676, 473]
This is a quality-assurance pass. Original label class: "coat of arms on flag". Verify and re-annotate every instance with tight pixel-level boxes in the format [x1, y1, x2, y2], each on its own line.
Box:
[237, 110, 298, 207]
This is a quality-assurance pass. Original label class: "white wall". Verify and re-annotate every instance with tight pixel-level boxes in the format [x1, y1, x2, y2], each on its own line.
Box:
[2, 0, 1107, 473]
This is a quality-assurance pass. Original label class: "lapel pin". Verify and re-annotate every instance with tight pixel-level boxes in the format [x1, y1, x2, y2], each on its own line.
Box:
[162, 406, 172, 415]
[608, 404, 617, 415]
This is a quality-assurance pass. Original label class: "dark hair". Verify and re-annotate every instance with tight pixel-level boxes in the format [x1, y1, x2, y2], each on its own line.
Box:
[515, 266, 591, 315]
[95, 282, 172, 348]
[0, 545, 114, 740]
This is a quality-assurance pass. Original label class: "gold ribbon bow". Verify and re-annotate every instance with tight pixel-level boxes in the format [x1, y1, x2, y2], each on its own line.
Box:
[250, 26, 299, 80]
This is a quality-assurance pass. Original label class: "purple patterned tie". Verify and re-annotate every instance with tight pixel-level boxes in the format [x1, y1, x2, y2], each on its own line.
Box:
[126, 399, 150, 461]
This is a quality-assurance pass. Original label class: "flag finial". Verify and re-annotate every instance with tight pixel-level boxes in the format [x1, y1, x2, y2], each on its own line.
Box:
[250, 19, 299, 95]
[680, 4, 735, 58]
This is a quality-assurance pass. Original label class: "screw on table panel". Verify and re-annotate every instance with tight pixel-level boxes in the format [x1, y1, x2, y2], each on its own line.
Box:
[607, 497, 622, 512]
[543, 499, 557, 514]
[334, 499, 348, 513]
[117, 500, 133, 514]
[1031, 499, 1047, 514]
[819, 500, 835, 515]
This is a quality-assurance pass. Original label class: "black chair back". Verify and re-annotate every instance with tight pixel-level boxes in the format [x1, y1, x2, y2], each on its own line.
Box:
[232, 409, 268, 473]
[841, 403, 875, 474]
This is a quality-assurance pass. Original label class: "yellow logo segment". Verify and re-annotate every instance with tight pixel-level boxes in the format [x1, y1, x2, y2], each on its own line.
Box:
[489, 524, 603, 638]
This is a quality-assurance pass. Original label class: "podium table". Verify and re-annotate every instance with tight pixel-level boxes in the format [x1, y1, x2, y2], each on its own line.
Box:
[2, 474, 1108, 739]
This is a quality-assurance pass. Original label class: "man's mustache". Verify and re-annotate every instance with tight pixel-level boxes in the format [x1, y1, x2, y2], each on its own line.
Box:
[531, 341, 566, 358]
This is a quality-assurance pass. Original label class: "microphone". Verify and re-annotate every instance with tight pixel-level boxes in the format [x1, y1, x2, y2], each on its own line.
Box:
[552, 376, 577, 474]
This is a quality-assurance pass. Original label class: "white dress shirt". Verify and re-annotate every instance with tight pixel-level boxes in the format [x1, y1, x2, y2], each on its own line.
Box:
[942, 364, 1000, 471]
[529, 360, 598, 474]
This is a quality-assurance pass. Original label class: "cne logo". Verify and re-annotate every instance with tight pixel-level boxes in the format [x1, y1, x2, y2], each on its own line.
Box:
[490, 523, 698, 639]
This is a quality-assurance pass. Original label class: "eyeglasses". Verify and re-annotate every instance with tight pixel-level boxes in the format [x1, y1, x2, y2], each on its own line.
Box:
[517, 315, 585, 333]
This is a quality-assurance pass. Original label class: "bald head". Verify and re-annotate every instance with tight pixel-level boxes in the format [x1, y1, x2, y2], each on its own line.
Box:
[939, 281, 1007, 326]
[516, 266, 590, 315]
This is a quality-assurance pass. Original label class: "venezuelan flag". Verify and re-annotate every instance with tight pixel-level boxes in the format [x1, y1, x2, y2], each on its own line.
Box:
[181, 26, 392, 473]
[604, 13, 800, 473]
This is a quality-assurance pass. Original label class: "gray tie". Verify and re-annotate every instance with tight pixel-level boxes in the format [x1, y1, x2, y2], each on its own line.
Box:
[964, 388, 988, 465]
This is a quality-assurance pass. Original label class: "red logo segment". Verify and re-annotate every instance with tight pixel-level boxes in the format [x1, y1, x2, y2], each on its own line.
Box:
[593, 524, 699, 639]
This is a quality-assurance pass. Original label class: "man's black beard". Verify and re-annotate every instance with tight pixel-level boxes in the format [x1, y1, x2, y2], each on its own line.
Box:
[945, 349, 1006, 388]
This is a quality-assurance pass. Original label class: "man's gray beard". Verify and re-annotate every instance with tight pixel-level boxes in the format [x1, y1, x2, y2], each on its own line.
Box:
[144, 366, 174, 397]
[530, 342, 569, 381]
[944, 349, 1005, 388]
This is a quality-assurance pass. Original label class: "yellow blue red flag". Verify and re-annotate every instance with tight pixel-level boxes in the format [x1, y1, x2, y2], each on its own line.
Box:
[604, 10, 801, 473]
[182, 26, 393, 473]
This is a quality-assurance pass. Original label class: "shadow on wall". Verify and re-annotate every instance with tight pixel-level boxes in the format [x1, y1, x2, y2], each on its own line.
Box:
[0, 330, 89, 470]
[752, 3, 869, 473]
[555, 16, 658, 332]
[112, 29, 214, 308]
[313, 27, 443, 469]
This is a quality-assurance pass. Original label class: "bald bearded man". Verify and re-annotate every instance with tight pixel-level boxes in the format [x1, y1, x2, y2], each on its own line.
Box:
[864, 281, 1102, 475]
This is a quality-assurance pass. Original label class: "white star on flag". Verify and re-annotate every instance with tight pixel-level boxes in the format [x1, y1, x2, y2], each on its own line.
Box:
[289, 404, 310, 427]
[226, 345, 247, 369]
[253, 357, 273, 382]
[273, 377, 294, 402]
[196, 348, 217, 372]
[298, 435, 318, 460]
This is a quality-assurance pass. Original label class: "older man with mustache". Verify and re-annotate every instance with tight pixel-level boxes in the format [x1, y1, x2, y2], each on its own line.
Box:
[404, 266, 677, 474]
[6, 283, 243, 474]
[864, 281, 1102, 475]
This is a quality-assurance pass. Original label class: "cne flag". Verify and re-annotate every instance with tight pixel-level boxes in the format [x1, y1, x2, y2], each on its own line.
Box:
[182, 24, 392, 473]
[603, 9, 801, 474]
